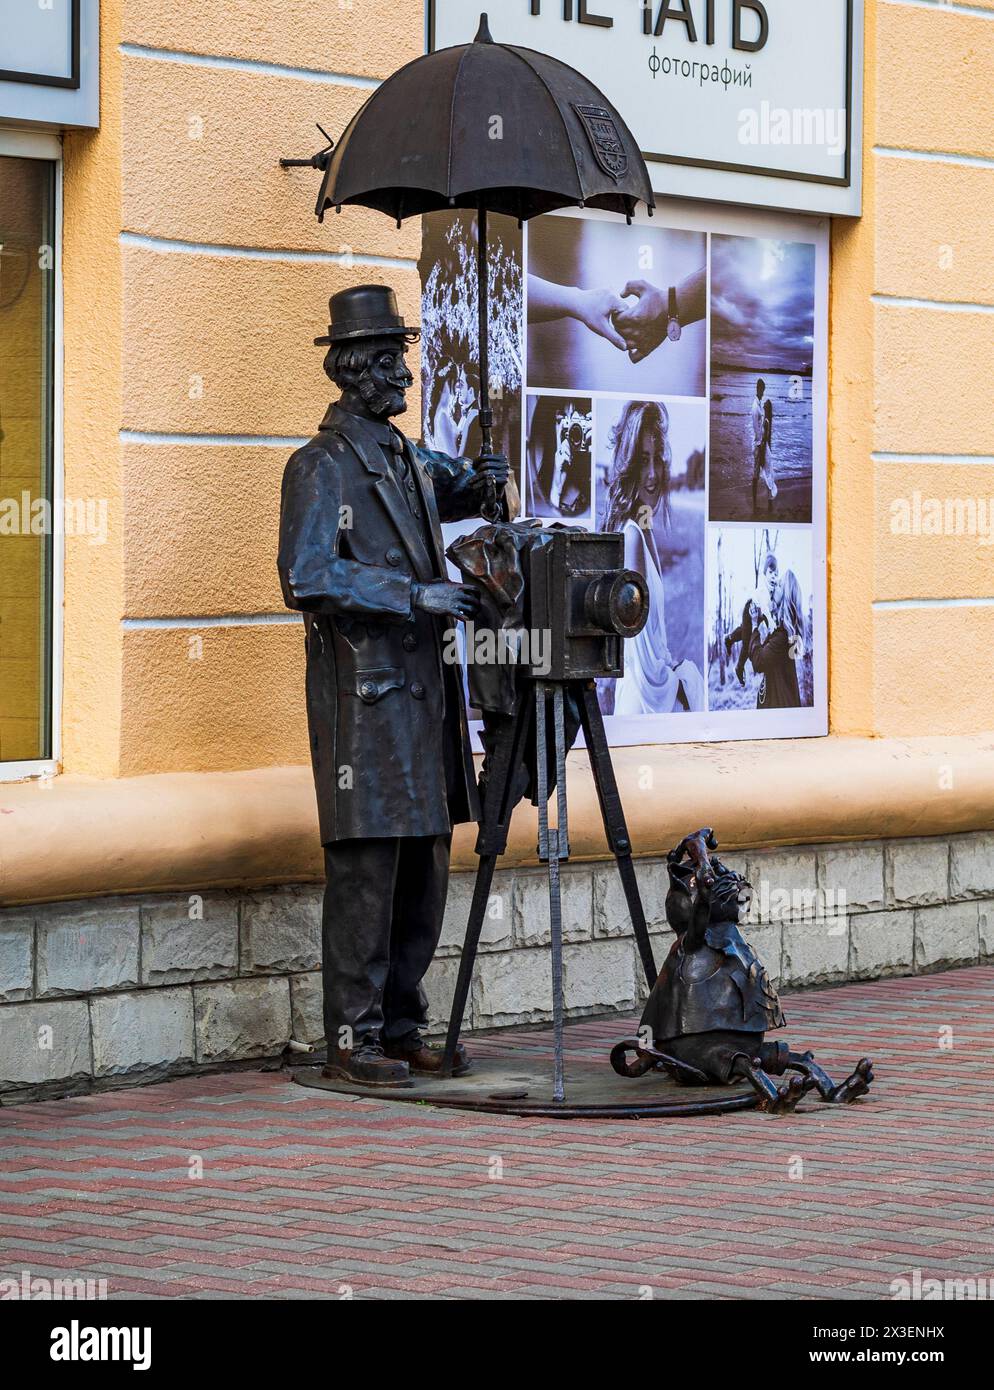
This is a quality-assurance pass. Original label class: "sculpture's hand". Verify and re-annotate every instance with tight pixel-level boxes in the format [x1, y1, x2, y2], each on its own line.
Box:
[473, 451, 510, 490]
[414, 580, 481, 621]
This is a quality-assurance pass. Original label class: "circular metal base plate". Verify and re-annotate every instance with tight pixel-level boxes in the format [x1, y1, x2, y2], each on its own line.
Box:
[293, 1054, 760, 1118]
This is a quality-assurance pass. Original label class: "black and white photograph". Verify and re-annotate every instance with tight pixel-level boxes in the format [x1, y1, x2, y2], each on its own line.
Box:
[595, 398, 706, 717]
[525, 393, 593, 521]
[420, 209, 523, 472]
[527, 214, 707, 399]
[709, 234, 816, 524]
[708, 527, 815, 712]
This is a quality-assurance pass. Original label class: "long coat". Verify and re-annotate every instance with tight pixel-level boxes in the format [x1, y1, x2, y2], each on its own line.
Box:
[278, 403, 483, 844]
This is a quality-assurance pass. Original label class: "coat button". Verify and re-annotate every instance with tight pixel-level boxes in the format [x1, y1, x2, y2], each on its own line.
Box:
[386, 546, 404, 566]
[402, 633, 417, 652]
[410, 681, 426, 700]
[359, 680, 378, 703]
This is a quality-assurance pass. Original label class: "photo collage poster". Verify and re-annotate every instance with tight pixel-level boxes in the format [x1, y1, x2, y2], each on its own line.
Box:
[419, 200, 828, 746]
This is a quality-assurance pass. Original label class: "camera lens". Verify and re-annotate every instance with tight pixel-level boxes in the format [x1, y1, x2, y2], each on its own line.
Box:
[614, 579, 645, 631]
[568, 422, 585, 450]
[583, 570, 649, 639]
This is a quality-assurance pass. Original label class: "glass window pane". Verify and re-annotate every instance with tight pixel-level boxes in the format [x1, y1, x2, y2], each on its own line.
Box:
[0, 155, 55, 763]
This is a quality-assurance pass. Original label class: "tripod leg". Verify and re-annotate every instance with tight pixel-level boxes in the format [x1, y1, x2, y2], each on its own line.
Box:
[538, 683, 568, 1104]
[441, 706, 525, 1078]
[440, 853, 498, 1077]
[578, 681, 658, 990]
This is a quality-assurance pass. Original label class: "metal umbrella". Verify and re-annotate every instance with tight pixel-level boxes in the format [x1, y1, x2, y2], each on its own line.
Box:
[307, 11, 655, 513]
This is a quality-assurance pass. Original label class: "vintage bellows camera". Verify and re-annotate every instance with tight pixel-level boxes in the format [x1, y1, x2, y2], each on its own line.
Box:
[526, 530, 649, 682]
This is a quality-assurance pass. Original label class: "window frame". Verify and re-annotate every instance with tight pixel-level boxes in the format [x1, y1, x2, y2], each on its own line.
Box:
[0, 126, 63, 782]
[0, 0, 81, 90]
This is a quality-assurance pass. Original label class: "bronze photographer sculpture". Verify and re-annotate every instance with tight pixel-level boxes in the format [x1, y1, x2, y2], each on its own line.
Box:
[277, 285, 508, 1087]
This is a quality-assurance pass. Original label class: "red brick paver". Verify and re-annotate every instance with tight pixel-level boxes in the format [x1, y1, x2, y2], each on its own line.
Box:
[1, 968, 992, 1299]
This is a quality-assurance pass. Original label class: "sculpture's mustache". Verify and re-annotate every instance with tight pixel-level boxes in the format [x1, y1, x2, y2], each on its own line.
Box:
[357, 374, 407, 417]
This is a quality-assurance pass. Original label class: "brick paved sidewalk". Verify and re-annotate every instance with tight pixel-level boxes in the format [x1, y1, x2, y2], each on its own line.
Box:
[1, 966, 992, 1300]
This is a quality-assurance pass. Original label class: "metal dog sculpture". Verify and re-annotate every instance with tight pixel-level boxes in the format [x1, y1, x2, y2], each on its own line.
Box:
[611, 829, 874, 1114]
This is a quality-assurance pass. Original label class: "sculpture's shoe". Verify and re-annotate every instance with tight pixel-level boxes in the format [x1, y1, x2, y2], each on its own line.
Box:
[385, 1038, 472, 1077]
[323, 1045, 412, 1087]
[826, 1057, 874, 1104]
[761, 1073, 808, 1115]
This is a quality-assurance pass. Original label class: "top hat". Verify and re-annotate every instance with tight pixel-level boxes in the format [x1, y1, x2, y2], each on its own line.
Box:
[314, 284, 420, 346]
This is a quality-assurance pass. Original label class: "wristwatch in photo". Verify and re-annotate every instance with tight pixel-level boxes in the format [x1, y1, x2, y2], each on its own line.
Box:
[666, 285, 681, 342]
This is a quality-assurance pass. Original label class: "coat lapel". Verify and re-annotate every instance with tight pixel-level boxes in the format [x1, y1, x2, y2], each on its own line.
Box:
[327, 407, 435, 583]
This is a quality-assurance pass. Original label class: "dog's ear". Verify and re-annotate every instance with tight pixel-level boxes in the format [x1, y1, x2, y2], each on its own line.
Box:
[665, 861, 695, 934]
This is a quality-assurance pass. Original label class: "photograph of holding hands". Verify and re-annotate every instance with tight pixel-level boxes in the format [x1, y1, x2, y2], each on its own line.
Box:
[527, 214, 706, 398]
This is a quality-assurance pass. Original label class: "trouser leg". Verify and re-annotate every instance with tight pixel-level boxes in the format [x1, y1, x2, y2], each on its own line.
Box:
[322, 838, 400, 1051]
[382, 834, 452, 1045]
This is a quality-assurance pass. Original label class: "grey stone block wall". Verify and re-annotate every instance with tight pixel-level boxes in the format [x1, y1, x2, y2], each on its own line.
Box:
[0, 831, 991, 1101]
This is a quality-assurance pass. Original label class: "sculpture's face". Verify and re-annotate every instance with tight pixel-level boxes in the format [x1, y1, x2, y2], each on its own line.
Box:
[358, 342, 414, 419]
[712, 867, 753, 924]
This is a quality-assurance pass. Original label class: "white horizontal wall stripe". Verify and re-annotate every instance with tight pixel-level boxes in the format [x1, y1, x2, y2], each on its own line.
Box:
[875, 146, 994, 170]
[119, 42, 380, 88]
[873, 453, 994, 465]
[873, 597, 994, 610]
[872, 293, 994, 314]
[121, 430, 309, 447]
[119, 231, 415, 270]
[885, 0, 994, 19]
[122, 614, 302, 630]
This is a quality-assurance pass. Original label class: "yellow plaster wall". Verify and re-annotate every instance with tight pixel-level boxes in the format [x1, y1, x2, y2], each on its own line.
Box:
[58, 0, 425, 777]
[60, 0, 125, 774]
[121, 1, 424, 82]
[40, 0, 994, 855]
[830, 0, 994, 739]
[118, 624, 309, 776]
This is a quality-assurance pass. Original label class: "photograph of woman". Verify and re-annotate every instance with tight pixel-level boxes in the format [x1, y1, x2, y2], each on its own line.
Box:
[708, 527, 814, 712]
[595, 400, 706, 716]
[749, 567, 807, 710]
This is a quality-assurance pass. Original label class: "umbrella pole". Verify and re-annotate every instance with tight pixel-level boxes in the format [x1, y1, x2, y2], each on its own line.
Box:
[477, 199, 500, 520]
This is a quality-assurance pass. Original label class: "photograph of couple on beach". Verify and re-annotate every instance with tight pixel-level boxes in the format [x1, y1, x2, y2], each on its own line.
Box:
[707, 527, 815, 712]
[709, 234, 816, 524]
[526, 214, 706, 399]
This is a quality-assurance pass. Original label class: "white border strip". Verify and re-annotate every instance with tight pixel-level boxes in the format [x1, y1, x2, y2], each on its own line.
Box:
[884, 0, 994, 18]
[118, 43, 380, 88]
[122, 614, 302, 630]
[120, 430, 309, 447]
[873, 452, 994, 464]
[873, 293, 994, 314]
[119, 231, 415, 269]
[874, 596, 994, 609]
[876, 146, 994, 170]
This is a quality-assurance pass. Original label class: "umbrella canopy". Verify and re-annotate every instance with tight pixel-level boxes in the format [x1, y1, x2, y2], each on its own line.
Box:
[315, 13, 654, 225]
